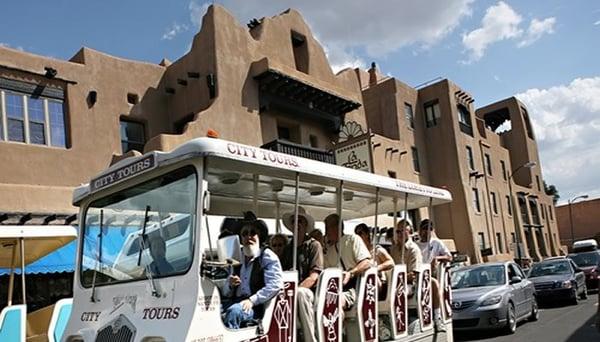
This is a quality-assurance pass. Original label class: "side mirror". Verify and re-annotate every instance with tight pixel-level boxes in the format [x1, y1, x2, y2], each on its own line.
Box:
[217, 235, 241, 263]
[510, 276, 522, 284]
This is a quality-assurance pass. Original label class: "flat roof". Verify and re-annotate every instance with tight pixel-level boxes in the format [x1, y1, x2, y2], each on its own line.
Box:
[74, 138, 452, 209]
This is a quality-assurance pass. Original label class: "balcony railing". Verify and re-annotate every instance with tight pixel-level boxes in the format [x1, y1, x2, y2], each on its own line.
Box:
[261, 139, 335, 164]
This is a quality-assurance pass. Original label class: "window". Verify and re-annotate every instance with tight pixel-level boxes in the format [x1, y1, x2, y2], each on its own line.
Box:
[309, 134, 318, 148]
[276, 121, 300, 144]
[1, 90, 67, 147]
[291, 31, 308, 74]
[485, 153, 493, 176]
[501, 160, 507, 180]
[477, 232, 486, 250]
[506, 195, 512, 215]
[491, 192, 498, 214]
[411, 147, 420, 172]
[457, 104, 473, 136]
[511, 233, 516, 243]
[424, 101, 441, 127]
[466, 146, 475, 170]
[404, 103, 414, 129]
[6, 93, 25, 142]
[472, 188, 481, 212]
[541, 205, 545, 220]
[496, 233, 503, 253]
[536, 175, 541, 191]
[548, 205, 553, 220]
[529, 198, 540, 225]
[120, 119, 145, 153]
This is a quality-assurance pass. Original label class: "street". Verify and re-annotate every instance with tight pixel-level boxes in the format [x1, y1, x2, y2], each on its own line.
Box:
[455, 294, 599, 342]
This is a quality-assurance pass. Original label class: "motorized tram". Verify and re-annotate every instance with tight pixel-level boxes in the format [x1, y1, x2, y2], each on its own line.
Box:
[62, 137, 454, 342]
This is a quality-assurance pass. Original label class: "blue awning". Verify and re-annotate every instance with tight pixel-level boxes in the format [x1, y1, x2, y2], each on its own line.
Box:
[0, 240, 77, 276]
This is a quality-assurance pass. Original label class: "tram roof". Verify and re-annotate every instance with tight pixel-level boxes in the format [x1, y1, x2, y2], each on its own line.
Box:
[74, 138, 452, 209]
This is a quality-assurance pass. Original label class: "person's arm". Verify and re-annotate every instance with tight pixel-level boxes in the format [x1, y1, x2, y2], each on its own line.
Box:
[376, 247, 394, 273]
[300, 240, 323, 289]
[248, 250, 284, 306]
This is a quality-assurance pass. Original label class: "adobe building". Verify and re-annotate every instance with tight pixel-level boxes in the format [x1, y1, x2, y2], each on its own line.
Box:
[556, 198, 600, 248]
[0, 4, 560, 264]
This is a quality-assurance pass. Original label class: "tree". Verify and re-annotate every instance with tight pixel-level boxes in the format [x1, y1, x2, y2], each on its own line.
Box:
[544, 181, 560, 204]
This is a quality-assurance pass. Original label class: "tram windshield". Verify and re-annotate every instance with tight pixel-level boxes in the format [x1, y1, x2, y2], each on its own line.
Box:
[80, 166, 197, 287]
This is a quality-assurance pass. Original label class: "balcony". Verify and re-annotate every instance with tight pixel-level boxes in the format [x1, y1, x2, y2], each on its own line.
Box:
[261, 139, 335, 164]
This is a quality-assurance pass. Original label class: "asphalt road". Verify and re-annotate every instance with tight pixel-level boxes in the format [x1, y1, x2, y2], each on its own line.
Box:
[454, 293, 599, 342]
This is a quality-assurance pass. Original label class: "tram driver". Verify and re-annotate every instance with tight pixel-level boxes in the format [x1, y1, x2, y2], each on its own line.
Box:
[221, 220, 284, 329]
[323, 214, 372, 311]
[146, 234, 174, 276]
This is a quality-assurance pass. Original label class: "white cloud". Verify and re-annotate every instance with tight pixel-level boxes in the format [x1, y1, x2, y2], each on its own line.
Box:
[162, 22, 189, 40]
[462, 1, 523, 62]
[594, 20, 600, 26]
[0, 42, 24, 51]
[515, 77, 600, 203]
[188, 0, 474, 71]
[462, 1, 557, 62]
[518, 17, 556, 47]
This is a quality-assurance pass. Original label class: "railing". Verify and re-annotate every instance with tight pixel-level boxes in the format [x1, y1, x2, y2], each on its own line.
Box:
[261, 139, 335, 164]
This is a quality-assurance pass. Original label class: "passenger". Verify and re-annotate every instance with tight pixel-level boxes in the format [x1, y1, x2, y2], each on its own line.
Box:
[146, 234, 174, 276]
[354, 223, 394, 290]
[281, 207, 323, 342]
[308, 229, 326, 251]
[323, 214, 372, 310]
[222, 220, 283, 329]
[269, 233, 288, 261]
[389, 219, 422, 294]
[417, 219, 452, 332]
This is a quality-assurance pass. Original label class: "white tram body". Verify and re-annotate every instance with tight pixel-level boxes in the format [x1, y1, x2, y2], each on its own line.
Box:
[62, 137, 454, 342]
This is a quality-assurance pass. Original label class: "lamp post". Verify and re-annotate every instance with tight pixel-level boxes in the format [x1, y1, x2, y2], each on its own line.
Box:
[508, 161, 536, 264]
[568, 195, 588, 248]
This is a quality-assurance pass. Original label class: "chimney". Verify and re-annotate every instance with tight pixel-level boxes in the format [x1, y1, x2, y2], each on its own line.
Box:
[368, 62, 378, 86]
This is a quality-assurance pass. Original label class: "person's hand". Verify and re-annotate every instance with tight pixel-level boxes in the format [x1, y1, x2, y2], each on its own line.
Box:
[240, 299, 253, 313]
[342, 271, 353, 285]
[229, 275, 241, 287]
[431, 258, 438, 270]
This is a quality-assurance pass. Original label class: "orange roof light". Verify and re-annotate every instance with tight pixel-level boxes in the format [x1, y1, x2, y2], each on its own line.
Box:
[207, 129, 219, 138]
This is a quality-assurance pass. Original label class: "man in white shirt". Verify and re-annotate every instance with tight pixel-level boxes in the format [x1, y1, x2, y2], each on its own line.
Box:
[323, 214, 372, 310]
[417, 219, 452, 332]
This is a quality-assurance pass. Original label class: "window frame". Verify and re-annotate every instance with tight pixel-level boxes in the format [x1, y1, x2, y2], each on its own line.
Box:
[466, 146, 475, 170]
[120, 118, 146, 153]
[411, 146, 421, 173]
[491, 191, 498, 214]
[0, 89, 67, 148]
[472, 187, 481, 212]
[404, 102, 414, 129]
[484, 153, 493, 176]
[424, 100, 440, 128]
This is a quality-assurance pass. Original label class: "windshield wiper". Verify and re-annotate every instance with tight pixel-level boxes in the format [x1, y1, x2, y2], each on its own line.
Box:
[90, 210, 104, 302]
[137, 205, 161, 297]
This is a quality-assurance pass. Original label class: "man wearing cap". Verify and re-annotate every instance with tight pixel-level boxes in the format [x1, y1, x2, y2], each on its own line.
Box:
[282, 207, 323, 342]
[417, 219, 452, 332]
[323, 214, 372, 310]
[222, 220, 283, 329]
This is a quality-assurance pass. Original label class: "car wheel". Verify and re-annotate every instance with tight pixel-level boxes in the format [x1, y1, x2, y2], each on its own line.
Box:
[505, 303, 517, 334]
[571, 286, 579, 305]
[580, 284, 588, 300]
[529, 297, 539, 321]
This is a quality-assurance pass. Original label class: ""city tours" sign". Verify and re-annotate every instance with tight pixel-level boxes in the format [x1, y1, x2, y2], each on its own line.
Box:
[90, 154, 156, 192]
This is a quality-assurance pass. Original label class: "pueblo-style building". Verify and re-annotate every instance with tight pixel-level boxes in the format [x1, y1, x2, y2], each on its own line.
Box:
[556, 198, 600, 248]
[0, 5, 561, 264]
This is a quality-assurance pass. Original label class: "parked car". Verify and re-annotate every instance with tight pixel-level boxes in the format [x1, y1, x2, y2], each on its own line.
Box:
[451, 261, 538, 334]
[528, 258, 588, 304]
[568, 250, 600, 290]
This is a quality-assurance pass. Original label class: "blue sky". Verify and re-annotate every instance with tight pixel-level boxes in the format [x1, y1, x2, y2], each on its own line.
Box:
[1, 0, 599, 203]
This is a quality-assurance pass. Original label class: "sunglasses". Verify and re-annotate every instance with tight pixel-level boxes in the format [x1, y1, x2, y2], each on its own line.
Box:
[241, 229, 258, 237]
